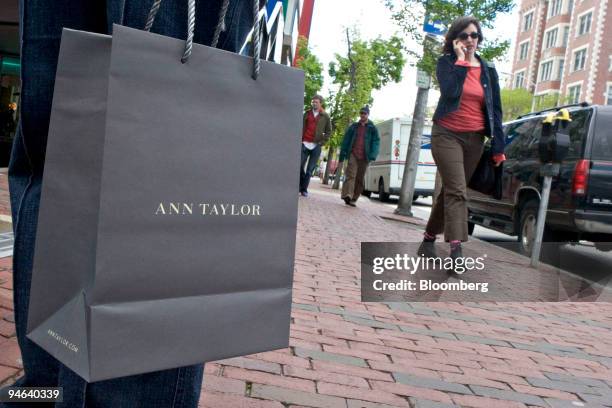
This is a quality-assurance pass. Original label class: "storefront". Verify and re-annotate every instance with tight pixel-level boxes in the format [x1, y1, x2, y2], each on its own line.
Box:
[0, 0, 20, 167]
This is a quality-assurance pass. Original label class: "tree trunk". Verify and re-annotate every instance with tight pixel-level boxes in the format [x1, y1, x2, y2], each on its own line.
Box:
[322, 148, 335, 185]
[332, 160, 344, 190]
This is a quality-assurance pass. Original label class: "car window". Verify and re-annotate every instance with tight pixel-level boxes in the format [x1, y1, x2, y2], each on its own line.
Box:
[565, 109, 591, 159]
[504, 119, 536, 159]
[591, 110, 612, 160]
[523, 119, 544, 159]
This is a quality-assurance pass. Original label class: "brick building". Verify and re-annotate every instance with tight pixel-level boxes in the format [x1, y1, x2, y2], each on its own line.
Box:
[511, 0, 612, 105]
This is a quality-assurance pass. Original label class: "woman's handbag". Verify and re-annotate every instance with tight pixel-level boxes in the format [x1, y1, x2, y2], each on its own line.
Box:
[468, 147, 503, 199]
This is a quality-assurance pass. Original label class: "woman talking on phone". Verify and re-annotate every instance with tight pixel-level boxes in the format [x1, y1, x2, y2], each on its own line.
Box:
[418, 16, 506, 273]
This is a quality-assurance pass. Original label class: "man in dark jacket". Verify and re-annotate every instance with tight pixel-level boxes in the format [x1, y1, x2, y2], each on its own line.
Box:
[300, 95, 332, 197]
[339, 106, 380, 206]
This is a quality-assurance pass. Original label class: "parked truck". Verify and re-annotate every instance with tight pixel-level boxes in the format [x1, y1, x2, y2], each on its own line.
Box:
[363, 117, 436, 201]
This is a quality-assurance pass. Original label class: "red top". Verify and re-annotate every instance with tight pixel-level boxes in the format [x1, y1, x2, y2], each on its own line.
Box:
[352, 122, 367, 160]
[437, 63, 485, 132]
[302, 110, 318, 143]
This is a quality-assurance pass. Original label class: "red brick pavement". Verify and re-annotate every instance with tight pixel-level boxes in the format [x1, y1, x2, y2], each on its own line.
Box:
[1, 179, 611, 407]
[0, 168, 10, 220]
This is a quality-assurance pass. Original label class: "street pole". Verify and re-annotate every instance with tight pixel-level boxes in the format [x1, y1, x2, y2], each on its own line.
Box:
[395, 35, 434, 217]
[530, 163, 558, 267]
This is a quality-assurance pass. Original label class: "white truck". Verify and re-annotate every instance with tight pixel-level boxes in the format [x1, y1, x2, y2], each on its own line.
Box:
[363, 117, 436, 201]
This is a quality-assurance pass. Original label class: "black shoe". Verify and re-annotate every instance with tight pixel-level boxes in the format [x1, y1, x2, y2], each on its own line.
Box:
[417, 240, 437, 259]
[449, 244, 464, 275]
[343, 196, 355, 207]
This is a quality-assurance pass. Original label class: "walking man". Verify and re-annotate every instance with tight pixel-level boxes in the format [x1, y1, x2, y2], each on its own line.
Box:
[339, 106, 380, 206]
[300, 95, 332, 197]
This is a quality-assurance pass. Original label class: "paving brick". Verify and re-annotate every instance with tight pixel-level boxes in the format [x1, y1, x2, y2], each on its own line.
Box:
[294, 347, 368, 368]
[250, 384, 347, 408]
[439, 372, 509, 390]
[578, 392, 612, 406]
[392, 372, 472, 395]
[343, 316, 399, 331]
[199, 392, 284, 408]
[369, 380, 453, 404]
[454, 334, 512, 347]
[223, 367, 316, 393]
[346, 400, 403, 408]
[368, 360, 441, 380]
[322, 345, 390, 362]
[526, 377, 597, 395]
[0, 339, 21, 368]
[202, 375, 247, 395]
[408, 398, 459, 408]
[311, 361, 394, 382]
[398, 326, 457, 340]
[468, 385, 546, 406]
[283, 365, 369, 388]
[450, 394, 527, 408]
[217, 357, 282, 374]
[543, 398, 606, 408]
[317, 382, 410, 407]
[0, 365, 18, 384]
[250, 351, 311, 369]
[543, 372, 611, 389]
[293, 303, 320, 312]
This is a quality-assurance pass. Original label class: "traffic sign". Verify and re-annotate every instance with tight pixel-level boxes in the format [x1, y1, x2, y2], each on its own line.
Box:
[416, 69, 431, 89]
[423, 15, 446, 36]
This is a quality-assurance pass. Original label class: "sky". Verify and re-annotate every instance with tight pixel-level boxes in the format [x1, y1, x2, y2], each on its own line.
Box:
[307, 0, 520, 120]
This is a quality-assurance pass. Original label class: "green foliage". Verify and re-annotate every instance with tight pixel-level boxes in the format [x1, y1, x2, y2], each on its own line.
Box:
[533, 92, 571, 111]
[295, 36, 324, 110]
[384, 0, 514, 77]
[326, 30, 406, 149]
[501, 88, 533, 122]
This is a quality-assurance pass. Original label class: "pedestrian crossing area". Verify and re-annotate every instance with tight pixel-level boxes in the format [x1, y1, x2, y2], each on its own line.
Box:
[0, 232, 14, 258]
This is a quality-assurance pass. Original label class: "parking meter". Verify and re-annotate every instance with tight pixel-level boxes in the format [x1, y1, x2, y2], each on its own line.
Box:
[539, 109, 571, 164]
[531, 109, 572, 267]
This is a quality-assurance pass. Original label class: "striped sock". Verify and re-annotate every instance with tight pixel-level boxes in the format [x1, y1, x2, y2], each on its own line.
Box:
[423, 231, 436, 242]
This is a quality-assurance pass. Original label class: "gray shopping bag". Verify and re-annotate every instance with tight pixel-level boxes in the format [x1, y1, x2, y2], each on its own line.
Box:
[27, 24, 303, 382]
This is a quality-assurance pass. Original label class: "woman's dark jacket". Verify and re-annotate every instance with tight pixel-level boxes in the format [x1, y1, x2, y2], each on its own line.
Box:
[433, 53, 505, 155]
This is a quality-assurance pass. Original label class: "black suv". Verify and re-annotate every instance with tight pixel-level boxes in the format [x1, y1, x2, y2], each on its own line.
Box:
[467, 103, 612, 255]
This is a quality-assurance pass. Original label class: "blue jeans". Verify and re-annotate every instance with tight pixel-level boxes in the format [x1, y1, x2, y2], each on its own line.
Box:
[299, 144, 321, 193]
[3, 1, 254, 407]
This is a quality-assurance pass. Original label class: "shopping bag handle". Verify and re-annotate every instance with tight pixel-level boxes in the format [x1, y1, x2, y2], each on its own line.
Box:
[144, 0, 261, 79]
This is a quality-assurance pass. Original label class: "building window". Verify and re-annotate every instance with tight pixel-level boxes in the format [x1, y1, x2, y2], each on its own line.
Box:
[568, 0, 574, 14]
[568, 84, 581, 103]
[573, 49, 587, 71]
[607, 85, 612, 105]
[558, 59, 565, 80]
[519, 42, 529, 60]
[545, 28, 558, 49]
[515, 71, 525, 89]
[523, 11, 534, 31]
[540, 61, 554, 81]
[578, 12, 592, 36]
[549, 0, 563, 18]
[563, 26, 570, 47]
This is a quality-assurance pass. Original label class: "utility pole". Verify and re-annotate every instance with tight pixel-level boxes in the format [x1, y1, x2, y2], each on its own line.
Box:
[395, 34, 436, 217]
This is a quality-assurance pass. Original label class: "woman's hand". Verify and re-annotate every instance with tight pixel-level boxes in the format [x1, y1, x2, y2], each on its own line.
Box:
[453, 39, 466, 61]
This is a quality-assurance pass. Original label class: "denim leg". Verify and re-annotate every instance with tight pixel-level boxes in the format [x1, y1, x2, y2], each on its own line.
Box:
[303, 144, 321, 193]
[299, 144, 309, 192]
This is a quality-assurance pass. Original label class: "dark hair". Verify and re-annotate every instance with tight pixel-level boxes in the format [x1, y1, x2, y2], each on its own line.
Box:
[312, 94, 324, 104]
[443, 16, 483, 55]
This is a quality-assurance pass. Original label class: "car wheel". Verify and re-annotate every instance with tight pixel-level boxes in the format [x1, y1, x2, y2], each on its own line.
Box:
[518, 200, 539, 256]
[378, 178, 390, 202]
[595, 242, 612, 252]
[467, 221, 475, 236]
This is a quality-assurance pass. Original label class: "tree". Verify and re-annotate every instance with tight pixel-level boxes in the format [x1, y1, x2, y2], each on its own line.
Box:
[322, 29, 405, 188]
[501, 88, 533, 122]
[294, 36, 324, 110]
[384, 0, 514, 77]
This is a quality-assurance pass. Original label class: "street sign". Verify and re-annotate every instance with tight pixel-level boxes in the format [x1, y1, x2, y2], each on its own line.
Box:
[416, 69, 431, 89]
[423, 15, 446, 36]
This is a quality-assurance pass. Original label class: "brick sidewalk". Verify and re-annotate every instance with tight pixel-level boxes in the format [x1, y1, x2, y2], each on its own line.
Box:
[0, 169, 10, 222]
[1, 179, 612, 407]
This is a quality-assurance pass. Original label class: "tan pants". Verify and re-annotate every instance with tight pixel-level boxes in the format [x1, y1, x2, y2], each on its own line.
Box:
[425, 124, 484, 242]
[341, 153, 368, 202]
